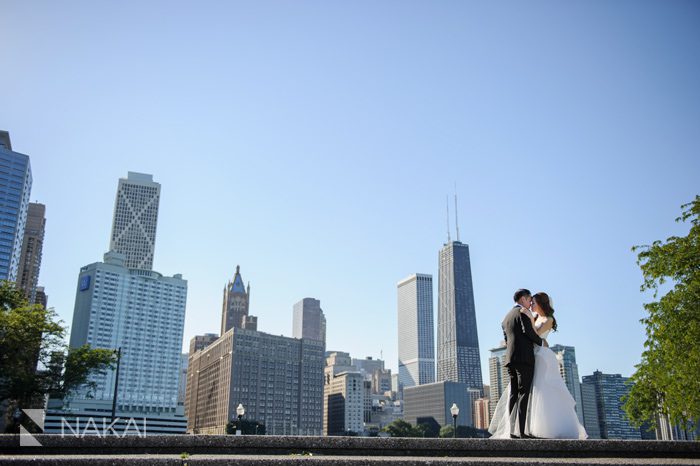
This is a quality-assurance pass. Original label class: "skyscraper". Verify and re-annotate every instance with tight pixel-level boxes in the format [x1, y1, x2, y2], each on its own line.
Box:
[17, 202, 46, 303]
[323, 352, 365, 436]
[293, 297, 327, 343]
[580, 382, 601, 439]
[186, 327, 324, 435]
[437, 241, 483, 392]
[550, 344, 584, 423]
[220, 265, 256, 333]
[488, 342, 508, 420]
[63, 172, 188, 433]
[397, 273, 435, 388]
[0, 131, 32, 282]
[581, 370, 641, 439]
[67, 251, 187, 417]
[109, 172, 160, 270]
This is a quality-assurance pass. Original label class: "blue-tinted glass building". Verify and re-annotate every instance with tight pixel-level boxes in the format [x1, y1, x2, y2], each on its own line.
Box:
[437, 241, 483, 392]
[0, 131, 32, 282]
[581, 370, 641, 439]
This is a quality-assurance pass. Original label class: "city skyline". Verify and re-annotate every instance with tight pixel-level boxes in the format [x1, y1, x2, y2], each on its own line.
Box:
[2, 1, 699, 385]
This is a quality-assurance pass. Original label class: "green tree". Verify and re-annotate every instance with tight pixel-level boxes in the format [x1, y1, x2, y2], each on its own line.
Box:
[0, 281, 117, 432]
[381, 419, 426, 437]
[623, 196, 700, 432]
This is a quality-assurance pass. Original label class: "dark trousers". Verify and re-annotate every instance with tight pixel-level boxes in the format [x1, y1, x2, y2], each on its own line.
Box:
[507, 363, 534, 437]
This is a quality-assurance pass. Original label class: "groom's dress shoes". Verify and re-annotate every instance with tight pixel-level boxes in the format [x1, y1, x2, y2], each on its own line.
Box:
[509, 434, 520, 439]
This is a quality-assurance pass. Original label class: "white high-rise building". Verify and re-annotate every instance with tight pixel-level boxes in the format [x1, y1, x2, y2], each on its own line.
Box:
[397, 273, 435, 388]
[67, 251, 187, 416]
[110, 172, 160, 270]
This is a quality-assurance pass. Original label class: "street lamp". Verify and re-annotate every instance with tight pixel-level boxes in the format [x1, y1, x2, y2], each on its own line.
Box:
[450, 403, 459, 439]
[236, 403, 245, 436]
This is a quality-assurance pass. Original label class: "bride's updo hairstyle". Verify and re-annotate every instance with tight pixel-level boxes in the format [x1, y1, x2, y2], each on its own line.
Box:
[533, 292, 557, 332]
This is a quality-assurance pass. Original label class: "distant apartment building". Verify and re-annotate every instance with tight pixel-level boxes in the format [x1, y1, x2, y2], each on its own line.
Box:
[17, 202, 45, 303]
[323, 351, 366, 435]
[293, 297, 326, 343]
[178, 353, 188, 406]
[581, 371, 641, 439]
[404, 381, 473, 428]
[189, 333, 219, 354]
[352, 356, 392, 394]
[473, 398, 490, 430]
[488, 342, 508, 420]
[550, 344, 584, 423]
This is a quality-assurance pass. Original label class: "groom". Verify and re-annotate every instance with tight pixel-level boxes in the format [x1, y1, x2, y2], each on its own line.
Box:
[502, 288, 543, 438]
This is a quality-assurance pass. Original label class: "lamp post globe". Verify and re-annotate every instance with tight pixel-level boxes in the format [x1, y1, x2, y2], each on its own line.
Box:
[236, 403, 245, 435]
[450, 403, 459, 438]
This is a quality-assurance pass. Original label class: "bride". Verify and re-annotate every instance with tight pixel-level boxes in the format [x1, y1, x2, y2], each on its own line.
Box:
[489, 292, 588, 439]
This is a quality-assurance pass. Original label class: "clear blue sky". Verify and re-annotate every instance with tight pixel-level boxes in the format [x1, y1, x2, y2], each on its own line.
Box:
[1, 1, 698, 383]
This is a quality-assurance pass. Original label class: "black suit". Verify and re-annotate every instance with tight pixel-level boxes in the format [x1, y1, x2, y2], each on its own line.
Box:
[502, 305, 543, 438]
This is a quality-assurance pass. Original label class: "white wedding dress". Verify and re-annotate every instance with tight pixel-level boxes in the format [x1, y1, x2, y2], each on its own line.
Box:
[489, 321, 588, 439]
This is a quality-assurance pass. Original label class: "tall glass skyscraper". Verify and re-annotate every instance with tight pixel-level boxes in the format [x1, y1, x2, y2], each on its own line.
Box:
[437, 241, 483, 392]
[397, 273, 435, 388]
[0, 131, 32, 282]
[110, 172, 160, 270]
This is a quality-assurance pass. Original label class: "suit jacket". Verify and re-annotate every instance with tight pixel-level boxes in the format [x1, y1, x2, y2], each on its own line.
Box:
[502, 305, 543, 367]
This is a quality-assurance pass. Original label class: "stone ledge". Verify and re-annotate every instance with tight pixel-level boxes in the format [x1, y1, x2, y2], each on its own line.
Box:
[0, 455, 699, 466]
[0, 435, 698, 459]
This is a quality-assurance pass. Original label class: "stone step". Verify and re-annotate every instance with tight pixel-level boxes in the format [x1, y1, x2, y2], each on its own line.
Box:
[1, 455, 699, 466]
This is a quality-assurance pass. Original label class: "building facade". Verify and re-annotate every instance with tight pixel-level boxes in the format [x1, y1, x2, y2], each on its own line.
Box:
[186, 327, 325, 435]
[17, 202, 45, 303]
[550, 344, 584, 423]
[397, 273, 435, 388]
[293, 297, 326, 343]
[109, 172, 160, 270]
[189, 333, 219, 354]
[488, 342, 508, 420]
[580, 382, 602, 439]
[323, 351, 366, 435]
[0, 131, 32, 282]
[324, 371, 365, 435]
[66, 251, 187, 417]
[437, 241, 483, 392]
[34, 286, 47, 308]
[581, 371, 641, 439]
[178, 353, 188, 406]
[403, 381, 473, 428]
[473, 398, 490, 430]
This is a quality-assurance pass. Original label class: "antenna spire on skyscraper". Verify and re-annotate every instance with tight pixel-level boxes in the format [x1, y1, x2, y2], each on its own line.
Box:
[454, 182, 460, 242]
[446, 195, 451, 243]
